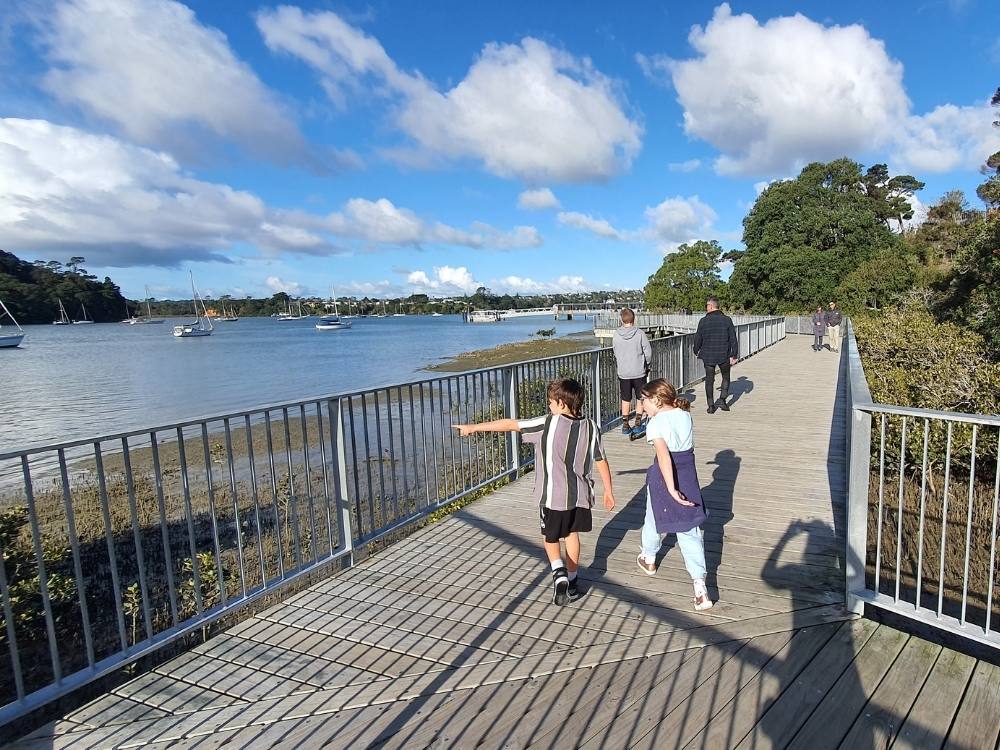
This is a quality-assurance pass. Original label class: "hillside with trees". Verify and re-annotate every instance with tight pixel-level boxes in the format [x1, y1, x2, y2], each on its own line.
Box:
[0, 252, 128, 324]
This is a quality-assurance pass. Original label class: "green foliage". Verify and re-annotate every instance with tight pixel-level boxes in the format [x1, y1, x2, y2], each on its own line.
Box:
[535, 328, 556, 337]
[730, 158, 912, 312]
[0, 250, 128, 324]
[644, 240, 726, 311]
[836, 251, 919, 312]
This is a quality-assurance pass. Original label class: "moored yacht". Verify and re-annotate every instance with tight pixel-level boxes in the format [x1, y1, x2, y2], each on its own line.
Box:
[173, 272, 214, 338]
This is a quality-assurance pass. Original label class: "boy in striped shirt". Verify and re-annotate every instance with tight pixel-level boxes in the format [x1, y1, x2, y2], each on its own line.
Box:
[454, 378, 616, 605]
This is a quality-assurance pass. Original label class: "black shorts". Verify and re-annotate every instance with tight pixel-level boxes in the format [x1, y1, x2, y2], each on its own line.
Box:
[540, 507, 593, 543]
[619, 376, 646, 401]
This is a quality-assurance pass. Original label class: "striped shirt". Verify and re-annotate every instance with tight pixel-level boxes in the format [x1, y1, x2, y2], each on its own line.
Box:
[518, 414, 607, 511]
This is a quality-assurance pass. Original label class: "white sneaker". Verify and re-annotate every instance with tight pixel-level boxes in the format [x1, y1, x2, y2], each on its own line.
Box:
[693, 579, 713, 611]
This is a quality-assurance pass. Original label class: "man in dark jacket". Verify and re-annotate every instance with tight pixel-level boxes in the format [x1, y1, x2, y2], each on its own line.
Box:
[826, 301, 843, 352]
[693, 297, 738, 414]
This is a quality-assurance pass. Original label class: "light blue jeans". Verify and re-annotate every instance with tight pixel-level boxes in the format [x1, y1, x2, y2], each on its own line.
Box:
[640, 491, 707, 580]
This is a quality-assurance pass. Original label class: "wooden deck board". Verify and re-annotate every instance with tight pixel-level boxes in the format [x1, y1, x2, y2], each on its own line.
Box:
[13, 335, 1000, 750]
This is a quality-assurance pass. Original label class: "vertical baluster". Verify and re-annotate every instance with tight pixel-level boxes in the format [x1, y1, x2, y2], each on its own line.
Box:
[396, 387, 409, 513]
[244, 415, 267, 588]
[263, 414, 285, 580]
[223, 420, 247, 598]
[446, 378, 459, 496]
[427, 383, 441, 503]
[874, 414, 887, 594]
[985, 429, 1000, 635]
[360, 393, 375, 534]
[94, 444, 131, 646]
[383, 389, 399, 522]
[408, 384, 423, 509]
[960, 425, 978, 626]
[327, 399, 354, 560]
[894, 417, 908, 603]
[150, 435, 179, 627]
[281, 409, 302, 569]
[315, 403, 335, 555]
[348, 396, 367, 534]
[937, 423, 953, 618]
[120, 438, 154, 639]
[199, 425, 227, 607]
[299, 404, 319, 565]
[372, 391, 391, 527]
[20, 459, 61, 680]
[417, 383, 432, 507]
[57, 450, 94, 666]
[0, 518, 24, 700]
[915, 419, 930, 610]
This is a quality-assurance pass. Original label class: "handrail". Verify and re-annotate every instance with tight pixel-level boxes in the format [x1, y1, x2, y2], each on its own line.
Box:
[0, 316, 785, 724]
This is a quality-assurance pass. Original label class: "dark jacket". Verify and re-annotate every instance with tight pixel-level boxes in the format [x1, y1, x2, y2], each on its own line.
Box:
[693, 310, 738, 365]
[826, 309, 843, 326]
[812, 312, 826, 335]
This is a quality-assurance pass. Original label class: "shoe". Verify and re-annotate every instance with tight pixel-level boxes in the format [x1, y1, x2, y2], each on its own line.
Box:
[637, 554, 657, 575]
[567, 578, 581, 602]
[693, 579, 714, 611]
[629, 420, 646, 441]
[552, 567, 569, 605]
[707, 405, 716, 415]
[716, 400, 730, 412]
[621, 421, 632, 435]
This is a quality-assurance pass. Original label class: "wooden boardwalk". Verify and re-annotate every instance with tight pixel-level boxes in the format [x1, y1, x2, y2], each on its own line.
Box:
[12, 336, 1000, 749]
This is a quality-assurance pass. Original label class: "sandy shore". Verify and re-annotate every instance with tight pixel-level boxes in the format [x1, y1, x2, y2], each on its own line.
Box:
[426, 331, 599, 371]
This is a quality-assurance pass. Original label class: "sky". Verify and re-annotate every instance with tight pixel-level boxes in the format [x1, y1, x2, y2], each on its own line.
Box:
[1, 0, 998, 301]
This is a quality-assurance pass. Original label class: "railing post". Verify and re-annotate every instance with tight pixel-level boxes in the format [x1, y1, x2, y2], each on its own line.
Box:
[590, 351, 602, 426]
[845, 326, 871, 615]
[502, 366, 521, 472]
[328, 397, 355, 566]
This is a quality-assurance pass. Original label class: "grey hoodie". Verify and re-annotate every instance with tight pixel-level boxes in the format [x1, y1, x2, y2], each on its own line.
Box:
[612, 325, 652, 379]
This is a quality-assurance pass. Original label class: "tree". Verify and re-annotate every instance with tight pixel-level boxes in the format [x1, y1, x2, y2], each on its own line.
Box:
[66, 256, 87, 274]
[729, 158, 914, 312]
[644, 240, 725, 311]
[836, 252, 917, 312]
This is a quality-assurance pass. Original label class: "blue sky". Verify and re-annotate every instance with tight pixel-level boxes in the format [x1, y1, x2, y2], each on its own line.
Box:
[1, 0, 998, 300]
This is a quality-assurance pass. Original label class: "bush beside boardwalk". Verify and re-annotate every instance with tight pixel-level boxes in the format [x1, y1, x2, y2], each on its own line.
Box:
[0, 367, 576, 712]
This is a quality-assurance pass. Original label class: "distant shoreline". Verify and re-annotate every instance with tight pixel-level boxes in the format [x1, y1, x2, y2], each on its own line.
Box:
[426, 330, 599, 372]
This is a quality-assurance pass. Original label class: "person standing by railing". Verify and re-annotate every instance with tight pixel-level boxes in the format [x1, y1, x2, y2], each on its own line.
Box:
[826, 301, 843, 352]
[812, 305, 826, 351]
[612, 307, 653, 437]
[693, 297, 738, 414]
[453, 378, 616, 606]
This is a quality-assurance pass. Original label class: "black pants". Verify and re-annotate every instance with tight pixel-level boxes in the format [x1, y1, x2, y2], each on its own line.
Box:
[704, 362, 731, 405]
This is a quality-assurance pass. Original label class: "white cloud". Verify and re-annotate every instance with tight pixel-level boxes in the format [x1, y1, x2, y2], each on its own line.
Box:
[257, 7, 642, 182]
[518, 188, 561, 210]
[492, 274, 589, 294]
[0, 118, 533, 267]
[0, 118, 341, 266]
[38, 0, 334, 168]
[899, 193, 929, 232]
[668, 159, 701, 173]
[265, 276, 302, 295]
[557, 211, 624, 239]
[405, 265, 482, 295]
[892, 102, 1000, 173]
[328, 198, 541, 250]
[643, 196, 718, 252]
[668, 4, 909, 176]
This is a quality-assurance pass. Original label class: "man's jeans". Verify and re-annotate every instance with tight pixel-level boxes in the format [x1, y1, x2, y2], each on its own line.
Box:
[704, 362, 731, 406]
[828, 324, 841, 352]
[640, 493, 707, 580]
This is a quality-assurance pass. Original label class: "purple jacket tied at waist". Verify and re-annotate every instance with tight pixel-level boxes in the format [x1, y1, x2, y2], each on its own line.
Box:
[647, 448, 708, 534]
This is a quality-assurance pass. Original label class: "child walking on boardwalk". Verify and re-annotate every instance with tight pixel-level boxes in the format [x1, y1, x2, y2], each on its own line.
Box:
[453, 378, 616, 606]
[636, 378, 714, 611]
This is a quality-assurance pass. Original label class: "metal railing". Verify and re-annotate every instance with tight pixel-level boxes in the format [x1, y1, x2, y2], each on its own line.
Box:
[0, 317, 784, 724]
[592, 312, 779, 332]
[844, 321, 1000, 650]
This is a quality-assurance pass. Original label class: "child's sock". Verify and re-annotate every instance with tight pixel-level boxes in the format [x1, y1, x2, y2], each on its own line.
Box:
[550, 558, 564, 572]
[567, 570, 578, 581]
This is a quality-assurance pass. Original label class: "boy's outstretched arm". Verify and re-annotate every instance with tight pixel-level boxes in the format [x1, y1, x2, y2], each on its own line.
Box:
[452, 419, 521, 437]
[595, 459, 616, 510]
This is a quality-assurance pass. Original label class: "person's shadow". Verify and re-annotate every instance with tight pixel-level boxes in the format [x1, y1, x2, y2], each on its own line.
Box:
[727, 376, 754, 405]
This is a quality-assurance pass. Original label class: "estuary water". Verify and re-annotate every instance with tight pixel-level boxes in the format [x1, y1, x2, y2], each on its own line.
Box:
[0, 315, 593, 451]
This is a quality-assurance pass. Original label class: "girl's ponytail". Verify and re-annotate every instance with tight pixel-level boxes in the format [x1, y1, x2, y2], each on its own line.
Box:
[674, 396, 691, 411]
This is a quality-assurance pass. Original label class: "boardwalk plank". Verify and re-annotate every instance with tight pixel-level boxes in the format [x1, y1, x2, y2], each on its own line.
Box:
[893, 648, 976, 750]
[943, 660, 1000, 750]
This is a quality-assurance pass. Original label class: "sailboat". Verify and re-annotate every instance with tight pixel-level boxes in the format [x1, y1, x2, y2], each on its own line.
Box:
[172, 271, 214, 338]
[316, 287, 352, 331]
[0, 298, 25, 348]
[341, 299, 357, 319]
[277, 300, 304, 321]
[217, 300, 239, 322]
[372, 300, 387, 318]
[131, 286, 166, 324]
[392, 302, 406, 317]
[53, 298, 71, 325]
[73, 302, 95, 324]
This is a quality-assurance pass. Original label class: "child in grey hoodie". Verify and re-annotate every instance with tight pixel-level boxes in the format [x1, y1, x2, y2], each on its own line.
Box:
[612, 308, 653, 437]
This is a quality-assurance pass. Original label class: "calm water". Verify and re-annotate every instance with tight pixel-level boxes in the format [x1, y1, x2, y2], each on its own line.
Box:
[0, 315, 594, 451]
